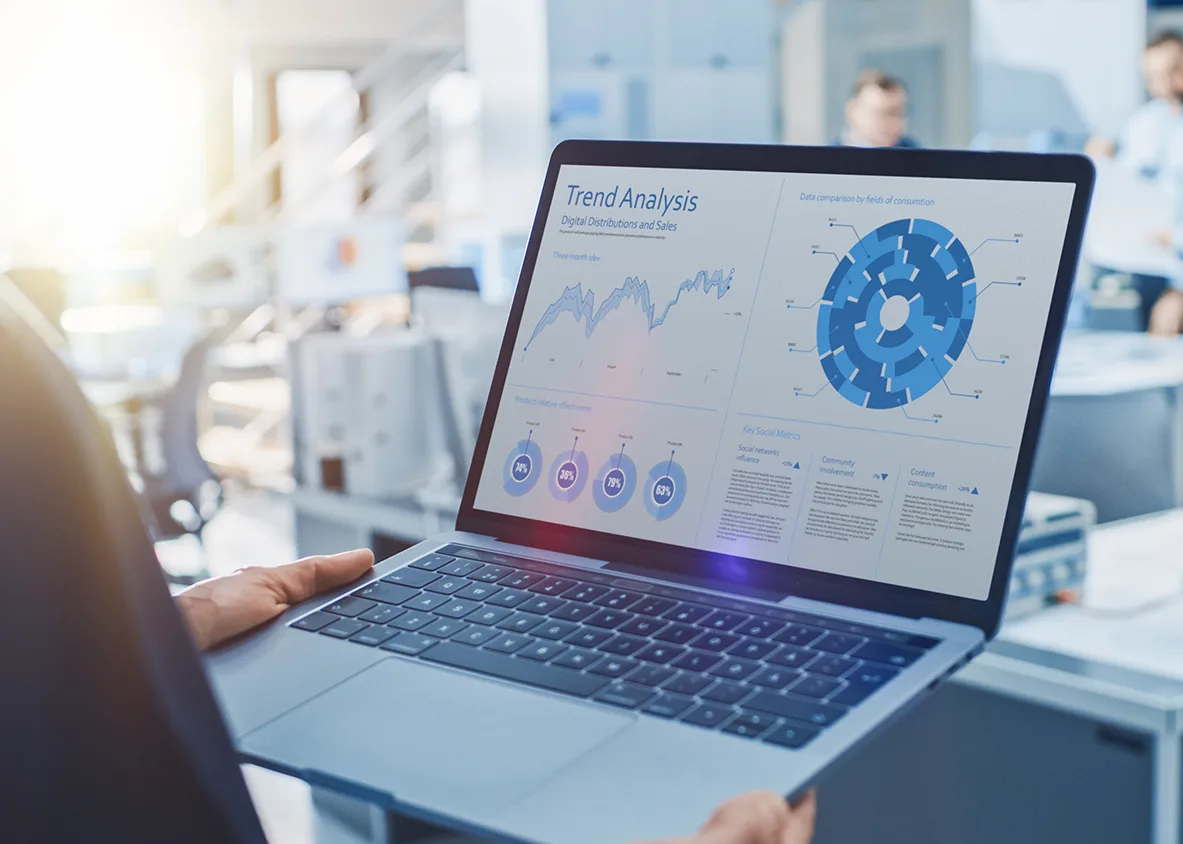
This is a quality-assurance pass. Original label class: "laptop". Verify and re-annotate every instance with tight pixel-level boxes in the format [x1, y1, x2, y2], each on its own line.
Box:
[208, 141, 1093, 843]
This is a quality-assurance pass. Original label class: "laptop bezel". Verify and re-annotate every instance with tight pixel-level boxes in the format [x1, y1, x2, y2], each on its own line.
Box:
[458, 139, 1094, 639]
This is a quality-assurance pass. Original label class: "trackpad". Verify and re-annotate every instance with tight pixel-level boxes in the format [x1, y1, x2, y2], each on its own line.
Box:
[242, 656, 632, 818]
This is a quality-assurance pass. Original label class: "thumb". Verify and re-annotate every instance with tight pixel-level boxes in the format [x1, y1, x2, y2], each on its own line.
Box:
[270, 548, 375, 606]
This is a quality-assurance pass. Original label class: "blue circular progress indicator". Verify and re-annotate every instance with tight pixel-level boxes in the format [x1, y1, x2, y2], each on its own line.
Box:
[593, 451, 638, 513]
[817, 219, 976, 409]
[548, 446, 590, 503]
[502, 436, 543, 496]
[644, 455, 687, 521]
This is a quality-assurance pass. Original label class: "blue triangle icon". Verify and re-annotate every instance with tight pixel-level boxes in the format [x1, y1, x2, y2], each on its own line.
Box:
[882, 473, 889, 481]
[971, 487, 979, 495]
[793, 462, 800, 469]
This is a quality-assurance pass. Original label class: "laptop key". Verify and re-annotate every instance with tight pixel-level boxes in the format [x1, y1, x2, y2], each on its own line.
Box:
[499, 571, 545, 590]
[643, 694, 694, 719]
[421, 643, 607, 697]
[723, 711, 780, 740]
[619, 616, 669, 637]
[530, 577, 580, 596]
[663, 673, 713, 696]
[467, 606, 513, 626]
[486, 589, 531, 609]
[352, 583, 417, 606]
[749, 667, 801, 690]
[453, 625, 497, 646]
[496, 613, 546, 633]
[519, 596, 566, 615]
[629, 665, 677, 687]
[358, 605, 404, 625]
[631, 597, 677, 617]
[709, 659, 760, 682]
[812, 633, 866, 655]
[829, 666, 900, 706]
[457, 582, 501, 601]
[565, 628, 612, 648]
[584, 609, 634, 629]
[850, 640, 924, 668]
[729, 639, 777, 661]
[736, 618, 785, 639]
[594, 681, 654, 709]
[588, 657, 639, 678]
[321, 619, 370, 639]
[681, 703, 735, 728]
[700, 680, 753, 705]
[634, 643, 686, 665]
[809, 655, 859, 677]
[790, 675, 842, 699]
[518, 641, 567, 662]
[468, 564, 515, 583]
[595, 589, 643, 610]
[425, 576, 468, 595]
[390, 612, 434, 631]
[292, 611, 336, 631]
[653, 623, 700, 645]
[600, 635, 648, 656]
[692, 632, 741, 652]
[436, 599, 481, 619]
[404, 593, 449, 612]
[379, 633, 439, 655]
[410, 553, 454, 571]
[484, 633, 534, 654]
[764, 722, 820, 750]
[774, 624, 826, 647]
[701, 611, 752, 632]
[549, 602, 597, 622]
[534, 619, 579, 640]
[663, 603, 712, 624]
[420, 617, 469, 639]
[561, 582, 610, 603]
[439, 559, 484, 577]
[350, 626, 397, 647]
[745, 691, 848, 727]
[326, 596, 378, 617]
[381, 568, 439, 589]
[551, 648, 598, 670]
[766, 645, 816, 670]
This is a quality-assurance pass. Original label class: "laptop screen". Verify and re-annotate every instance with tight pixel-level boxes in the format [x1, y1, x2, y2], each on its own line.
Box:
[473, 164, 1076, 600]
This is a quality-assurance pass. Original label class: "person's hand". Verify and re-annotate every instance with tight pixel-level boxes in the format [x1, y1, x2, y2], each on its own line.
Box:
[641, 790, 816, 844]
[1150, 288, 1183, 337]
[1084, 135, 1116, 159]
[177, 549, 375, 650]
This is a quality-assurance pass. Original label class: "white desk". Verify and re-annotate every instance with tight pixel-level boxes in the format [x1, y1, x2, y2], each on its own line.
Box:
[815, 510, 1183, 844]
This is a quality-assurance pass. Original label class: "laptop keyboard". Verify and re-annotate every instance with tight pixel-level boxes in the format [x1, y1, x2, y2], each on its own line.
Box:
[290, 544, 939, 750]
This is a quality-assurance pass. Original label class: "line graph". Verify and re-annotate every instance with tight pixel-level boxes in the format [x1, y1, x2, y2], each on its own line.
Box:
[523, 268, 734, 351]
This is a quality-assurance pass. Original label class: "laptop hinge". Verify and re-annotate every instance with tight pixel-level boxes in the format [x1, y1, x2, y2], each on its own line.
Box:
[603, 560, 791, 604]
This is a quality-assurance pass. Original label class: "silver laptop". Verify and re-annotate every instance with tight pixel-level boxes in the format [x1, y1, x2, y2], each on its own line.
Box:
[208, 141, 1093, 843]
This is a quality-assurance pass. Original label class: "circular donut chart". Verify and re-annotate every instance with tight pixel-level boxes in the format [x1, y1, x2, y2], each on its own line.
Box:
[644, 456, 688, 521]
[816, 219, 977, 409]
[548, 448, 590, 502]
[592, 452, 638, 512]
[502, 437, 543, 496]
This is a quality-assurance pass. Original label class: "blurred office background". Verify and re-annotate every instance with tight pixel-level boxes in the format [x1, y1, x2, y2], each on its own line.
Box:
[7, 1, 1183, 842]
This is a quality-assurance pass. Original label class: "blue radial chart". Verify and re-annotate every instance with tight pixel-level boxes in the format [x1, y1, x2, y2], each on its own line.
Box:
[593, 451, 638, 513]
[816, 219, 976, 409]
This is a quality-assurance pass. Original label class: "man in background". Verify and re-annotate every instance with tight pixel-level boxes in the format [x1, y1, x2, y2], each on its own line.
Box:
[1086, 31, 1183, 334]
[838, 70, 921, 149]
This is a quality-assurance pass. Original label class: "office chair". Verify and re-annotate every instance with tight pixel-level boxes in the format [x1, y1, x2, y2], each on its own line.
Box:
[131, 331, 225, 546]
[0, 305, 266, 844]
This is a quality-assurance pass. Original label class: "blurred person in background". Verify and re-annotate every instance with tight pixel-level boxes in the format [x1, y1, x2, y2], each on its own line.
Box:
[1086, 31, 1183, 335]
[838, 70, 920, 149]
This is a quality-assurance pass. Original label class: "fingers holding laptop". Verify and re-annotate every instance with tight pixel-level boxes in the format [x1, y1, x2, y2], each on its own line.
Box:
[642, 789, 817, 844]
[177, 548, 375, 650]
